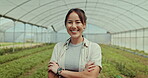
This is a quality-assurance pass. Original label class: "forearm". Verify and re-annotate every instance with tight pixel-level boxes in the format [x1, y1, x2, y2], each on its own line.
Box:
[48, 71, 58, 78]
[61, 66, 100, 78]
[60, 70, 89, 78]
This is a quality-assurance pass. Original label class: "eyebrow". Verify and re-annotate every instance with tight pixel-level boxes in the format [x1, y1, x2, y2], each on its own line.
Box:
[67, 20, 81, 21]
[76, 20, 81, 21]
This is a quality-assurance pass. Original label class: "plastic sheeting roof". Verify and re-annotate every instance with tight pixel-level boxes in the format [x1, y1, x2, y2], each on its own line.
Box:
[0, 0, 148, 33]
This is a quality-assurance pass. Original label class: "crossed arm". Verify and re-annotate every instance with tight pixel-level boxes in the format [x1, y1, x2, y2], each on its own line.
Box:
[48, 61, 101, 78]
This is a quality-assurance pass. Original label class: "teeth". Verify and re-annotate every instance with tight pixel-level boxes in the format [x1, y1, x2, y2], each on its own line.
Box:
[71, 31, 77, 32]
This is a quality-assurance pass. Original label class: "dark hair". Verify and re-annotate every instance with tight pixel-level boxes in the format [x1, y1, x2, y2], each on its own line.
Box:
[64, 8, 87, 26]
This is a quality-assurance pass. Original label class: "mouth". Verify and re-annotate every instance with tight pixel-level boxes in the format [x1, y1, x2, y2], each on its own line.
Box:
[70, 30, 79, 33]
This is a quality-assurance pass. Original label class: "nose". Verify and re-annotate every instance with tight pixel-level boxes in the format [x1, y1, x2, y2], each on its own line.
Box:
[71, 22, 77, 28]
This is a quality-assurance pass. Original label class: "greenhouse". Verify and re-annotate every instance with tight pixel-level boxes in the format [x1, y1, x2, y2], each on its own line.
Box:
[0, 0, 148, 78]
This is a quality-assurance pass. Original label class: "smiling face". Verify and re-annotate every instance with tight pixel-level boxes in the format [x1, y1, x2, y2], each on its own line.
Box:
[66, 12, 86, 39]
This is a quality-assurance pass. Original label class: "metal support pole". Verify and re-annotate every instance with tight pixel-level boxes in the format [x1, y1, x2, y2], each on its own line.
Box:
[111, 34, 113, 45]
[45, 29, 48, 43]
[43, 29, 46, 43]
[118, 33, 120, 46]
[44, 29, 46, 43]
[36, 27, 38, 46]
[44, 28, 46, 44]
[23, 23, 26, 48]
[31, 25, 33, 47]
[44, 29, 45, 44]
[48, 31, 51, 43]
[48, 29, 50, 43]
[55, 32, 57, 43]
[143, 28, 145, 52]
[125, 32, 126, 49]
[130, 30, 131, 49]
[3, 31, 5, 42]
[112, 34, 114, 45]
[121, 32, 124, 47]
[114, 34, 115, 45]
[2, 19, 5, 47]
[12, 21, 15, 51]
[114, 34, 116, 46]
[116, 33, 118, 46]
[0, 17, 1, 42]
[41, 27, 43, 43]
[110, 34, 112, 45]
[135, 29, 137, 50]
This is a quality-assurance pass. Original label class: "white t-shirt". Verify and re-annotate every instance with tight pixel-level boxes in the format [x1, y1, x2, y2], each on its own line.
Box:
[65, 42, 82, 72]
[50, 38, 102, 72]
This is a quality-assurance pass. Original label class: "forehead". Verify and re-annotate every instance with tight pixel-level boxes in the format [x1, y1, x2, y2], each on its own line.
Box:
[67, 12, 80, 20]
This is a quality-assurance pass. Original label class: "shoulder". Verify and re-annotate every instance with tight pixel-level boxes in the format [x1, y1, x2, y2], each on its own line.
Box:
[84, 38, 101, 49]
[89, 41, 101, 49]
[54, 42, 65, 48]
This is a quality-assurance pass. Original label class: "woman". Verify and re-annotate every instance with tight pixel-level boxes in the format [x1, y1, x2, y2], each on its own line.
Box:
[48, 8, 102, 78]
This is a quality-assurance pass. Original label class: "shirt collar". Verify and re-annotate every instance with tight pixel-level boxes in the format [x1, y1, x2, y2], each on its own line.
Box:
[64, 37, 89, 48]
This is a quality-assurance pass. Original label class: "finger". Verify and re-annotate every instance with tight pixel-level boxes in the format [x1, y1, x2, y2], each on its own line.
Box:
[88, 65, 96, 69]
[49, 63, 54, 65]
[86, 61, 93, 66]
[88, 69, 94, 72]
[52, 62, 59, 66]
[48, 64, 54, 67]
[49, 62, 54, 64]
[48, 68, 52, 72]
[85, 61, 94, 68]
[52, 62, 57, 64]
[50, 62, 57, 66]
[87, 61, 94, 66]
[89, 61, 94, 65]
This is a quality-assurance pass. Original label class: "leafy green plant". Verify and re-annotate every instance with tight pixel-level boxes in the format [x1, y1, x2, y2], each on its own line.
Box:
[0, 43, 52, 55]
[0, 49, 53, 78]
[100, 44, 148, 77]
[0, 44, 54, 64]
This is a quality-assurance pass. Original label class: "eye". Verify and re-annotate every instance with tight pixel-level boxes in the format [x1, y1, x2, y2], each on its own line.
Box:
[76, 21, 81, 24]
[67, 21, 72, 24]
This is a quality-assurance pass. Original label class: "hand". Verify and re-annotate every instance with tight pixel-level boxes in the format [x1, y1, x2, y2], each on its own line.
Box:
[48, 62, 59, 74]
[85, 61, 96, 72]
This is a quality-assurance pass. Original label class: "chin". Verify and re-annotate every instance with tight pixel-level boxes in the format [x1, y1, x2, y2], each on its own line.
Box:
[70, 34, 80, 39]
[71, 35, 79, 38]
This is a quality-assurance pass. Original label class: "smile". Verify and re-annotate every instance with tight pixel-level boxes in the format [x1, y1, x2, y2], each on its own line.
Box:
[71, 30, 78, 32]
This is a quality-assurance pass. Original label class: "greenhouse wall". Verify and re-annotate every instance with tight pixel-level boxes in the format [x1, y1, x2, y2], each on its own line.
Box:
[0, 32, 4, 42]
[0, 31, 111, 44]
[85, 33, 111, 44]
[0, 32, 50, 43]
[111, 28, 148, 53]
[49, 32, 111, 44]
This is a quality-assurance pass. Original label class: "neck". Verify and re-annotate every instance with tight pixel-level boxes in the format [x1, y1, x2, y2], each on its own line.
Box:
[70, 36, 83, 44]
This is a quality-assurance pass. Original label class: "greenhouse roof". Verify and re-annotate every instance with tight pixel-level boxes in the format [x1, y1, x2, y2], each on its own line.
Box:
[0, 0, 148, 33]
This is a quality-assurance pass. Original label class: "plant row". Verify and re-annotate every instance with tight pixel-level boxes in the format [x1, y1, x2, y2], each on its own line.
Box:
[0, 43, 13, 47]
[0, 48, 53, 78]
[0, 42, 38, 47]
[18, 44, 148, 78]
[0, 43, 49, 55]
[0, 44, 54, 64]
[20, 44, 124, 78]
[19, 59, 50, 78]
[111, 45, 148, 56]
[101, 44, 148, 77]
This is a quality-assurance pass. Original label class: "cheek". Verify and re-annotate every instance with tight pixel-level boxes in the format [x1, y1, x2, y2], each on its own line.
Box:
[66, 26, 71, 32]
[66, 26, 69, 29]
[77, 26, 84, 31]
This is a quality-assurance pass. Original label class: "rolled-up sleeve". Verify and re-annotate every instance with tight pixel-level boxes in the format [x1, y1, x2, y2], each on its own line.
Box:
[49, 43, 59, 63]
[90, 43, 102, 71]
